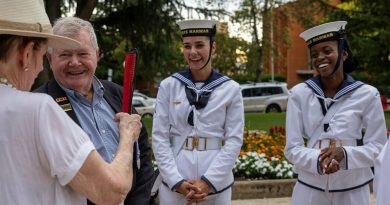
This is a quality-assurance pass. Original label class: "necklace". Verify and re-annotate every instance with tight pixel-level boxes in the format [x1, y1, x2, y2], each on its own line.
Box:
[0, 77, 16, 89]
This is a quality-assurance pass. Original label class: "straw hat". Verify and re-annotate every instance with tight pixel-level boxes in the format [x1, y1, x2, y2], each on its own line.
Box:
[0, 0, 80, 49]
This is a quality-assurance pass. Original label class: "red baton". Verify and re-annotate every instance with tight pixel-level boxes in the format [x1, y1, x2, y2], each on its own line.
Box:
[122, 49, 137, 113]
[122, 48, 140, 169]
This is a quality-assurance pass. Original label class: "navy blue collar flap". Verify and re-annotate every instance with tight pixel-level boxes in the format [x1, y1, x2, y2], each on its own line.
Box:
[304, 74, 364, 100]
[172, 67, 230, 92]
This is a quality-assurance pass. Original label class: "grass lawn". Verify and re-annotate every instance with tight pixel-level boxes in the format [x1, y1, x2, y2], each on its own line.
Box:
[244, 112, 286, 131]
[142, 111, 390, 136]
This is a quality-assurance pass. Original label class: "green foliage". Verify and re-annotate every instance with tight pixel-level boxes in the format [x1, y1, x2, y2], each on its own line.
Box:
[261, 74, 286, 82]
[245, 43, 262, 79]
[317, 0, 390, 96]
[292, 0, 390, 95]
[232, 0, 265, 81]
[92, 0, 185, 84]
[232, 73, 258, 84]
[385, 111, 390, 129]
[213, 33, 250, 76]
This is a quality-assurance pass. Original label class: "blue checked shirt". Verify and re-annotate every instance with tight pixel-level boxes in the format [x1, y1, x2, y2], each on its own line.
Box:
[60, 77, 119, 163]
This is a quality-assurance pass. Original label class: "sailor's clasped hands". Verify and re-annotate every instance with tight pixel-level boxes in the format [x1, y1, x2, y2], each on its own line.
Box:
[319, 147, 345, 174]
[175, 179, 212, 205]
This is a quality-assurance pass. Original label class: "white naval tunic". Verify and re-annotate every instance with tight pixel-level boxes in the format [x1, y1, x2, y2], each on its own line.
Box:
[152, 70, 244, 204]
[374, 141, 390, 205]
[284, 75, 387, 205]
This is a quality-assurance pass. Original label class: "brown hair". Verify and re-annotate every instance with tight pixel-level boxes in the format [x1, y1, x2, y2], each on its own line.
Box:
[0, 35, 47, 62]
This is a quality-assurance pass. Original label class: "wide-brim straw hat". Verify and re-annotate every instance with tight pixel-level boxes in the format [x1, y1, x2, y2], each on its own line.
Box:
[0, 0, 80, 49]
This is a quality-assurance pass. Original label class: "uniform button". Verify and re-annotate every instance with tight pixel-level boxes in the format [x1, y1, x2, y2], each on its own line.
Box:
[102, 129, 106, 134]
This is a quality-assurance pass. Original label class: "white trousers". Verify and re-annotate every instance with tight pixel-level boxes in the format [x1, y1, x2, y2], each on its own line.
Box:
[292, 181, 370, 205]
[158, 184, 231, 205]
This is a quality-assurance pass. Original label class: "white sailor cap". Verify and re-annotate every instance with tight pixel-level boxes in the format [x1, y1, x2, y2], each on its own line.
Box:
[299, 21, 347, 47]
[177, 19, 217, 37]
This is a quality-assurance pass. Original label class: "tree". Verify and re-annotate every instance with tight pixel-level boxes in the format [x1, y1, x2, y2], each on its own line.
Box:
[231, 0, 286, 82]
[232, 0, 263, 82]
[278, 0, 390, 93]
[92, 0, 184, 84]
[37, 0, 235, 92]
[302, 0, 390, 95]
[213, 33, 249, 77]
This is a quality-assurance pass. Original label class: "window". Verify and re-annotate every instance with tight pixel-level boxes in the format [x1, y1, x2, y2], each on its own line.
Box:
[263, 87, 283, 95]
[132, 99, 144, 107]
[242, 89, 253, 97]
[242, 86, 283, 97]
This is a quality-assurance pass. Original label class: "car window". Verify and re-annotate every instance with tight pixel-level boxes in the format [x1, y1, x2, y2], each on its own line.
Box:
[242, 89, 252, 97]
[132, 99, 144, 107]
[242, 86, 284, 97]
[134, 92, 149, 99]
[263, 87, 283, 95]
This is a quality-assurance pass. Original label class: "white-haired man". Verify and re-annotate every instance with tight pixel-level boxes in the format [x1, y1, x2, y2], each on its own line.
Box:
[35, 16, 154, 205]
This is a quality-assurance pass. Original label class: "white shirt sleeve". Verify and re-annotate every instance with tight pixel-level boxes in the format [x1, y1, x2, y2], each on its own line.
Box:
[343, 88, 386, 170]
[374, 141, 389, 205]
[202, 84, 244, 191]
[35, 97, 95, 186]
[284, 86, 321, 174]
[152, 80, 184, 188]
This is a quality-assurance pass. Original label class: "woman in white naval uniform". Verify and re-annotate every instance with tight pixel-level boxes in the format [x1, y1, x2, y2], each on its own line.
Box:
[284, 21, 387, 205]
[152, 19, 244, 205]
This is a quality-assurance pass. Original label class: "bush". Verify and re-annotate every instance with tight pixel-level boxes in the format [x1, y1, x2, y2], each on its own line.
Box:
[234, 127, 294, 179]
[234, 152, 293, 179]
[240, 127, 287, 160]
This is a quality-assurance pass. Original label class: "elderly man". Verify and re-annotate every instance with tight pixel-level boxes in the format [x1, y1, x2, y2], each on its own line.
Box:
[35, 16, 153, 205]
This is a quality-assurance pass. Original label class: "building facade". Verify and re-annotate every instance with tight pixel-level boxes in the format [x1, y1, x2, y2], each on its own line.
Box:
[262, 0, 340, 88]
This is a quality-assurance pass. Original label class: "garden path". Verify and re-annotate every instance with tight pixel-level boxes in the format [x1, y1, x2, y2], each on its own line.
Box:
[232, 194, 375, 205]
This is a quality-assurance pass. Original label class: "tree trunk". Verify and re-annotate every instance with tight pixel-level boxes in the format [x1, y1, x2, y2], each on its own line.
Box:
[75, 0, 98, 20]
[45, 0, 61, 23]
[33, 0, 61, 89]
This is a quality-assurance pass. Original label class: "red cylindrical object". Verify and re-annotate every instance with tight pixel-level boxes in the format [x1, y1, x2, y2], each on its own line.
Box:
[122, 50, 137, 113]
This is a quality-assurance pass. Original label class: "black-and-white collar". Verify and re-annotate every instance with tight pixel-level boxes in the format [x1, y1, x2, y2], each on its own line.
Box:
[305, 74, 364, 100]
[172, 67, 230, 93]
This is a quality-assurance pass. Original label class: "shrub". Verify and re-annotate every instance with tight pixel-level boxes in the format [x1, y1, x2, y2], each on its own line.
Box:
[234, 127, 294, 179]
[234, 152, 293, 179]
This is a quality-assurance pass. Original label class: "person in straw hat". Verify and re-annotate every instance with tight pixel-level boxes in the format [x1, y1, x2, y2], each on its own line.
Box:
[152, 19, 244, 204]
[0, 0, 143, 204]
[284, 21, 387, 205]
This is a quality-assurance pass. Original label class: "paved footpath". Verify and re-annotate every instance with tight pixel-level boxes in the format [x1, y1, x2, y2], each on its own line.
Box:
[232, 197, 291, 205]
[232, 194, 375, 205]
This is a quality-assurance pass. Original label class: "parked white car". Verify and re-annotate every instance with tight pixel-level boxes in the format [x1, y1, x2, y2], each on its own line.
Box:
[240, 82, 289, 113]
[132, 96, 155, 118]
[134, 91, 156, 104]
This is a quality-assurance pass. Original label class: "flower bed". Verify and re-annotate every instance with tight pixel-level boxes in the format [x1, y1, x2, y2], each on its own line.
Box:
[151, 126, 294, 179]
[234, 127, 294, 179]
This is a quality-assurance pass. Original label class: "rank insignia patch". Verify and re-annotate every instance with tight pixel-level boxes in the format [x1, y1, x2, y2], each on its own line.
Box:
[55, 97, 67, 103]
[60, 103, 72, 112]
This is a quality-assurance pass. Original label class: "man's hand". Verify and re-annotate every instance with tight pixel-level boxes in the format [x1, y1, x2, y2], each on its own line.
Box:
[115, 113, 142, 143]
